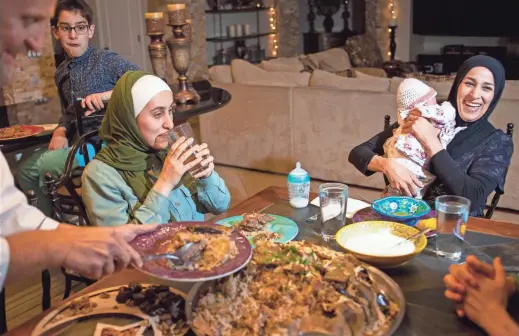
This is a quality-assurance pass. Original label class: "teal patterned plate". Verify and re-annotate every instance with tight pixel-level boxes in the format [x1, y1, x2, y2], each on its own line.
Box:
[215, 214, 299, 244]
[372, 196, 431, 220]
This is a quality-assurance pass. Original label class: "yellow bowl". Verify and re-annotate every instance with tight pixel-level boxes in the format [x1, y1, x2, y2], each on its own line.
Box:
[335, 221, 427, 268]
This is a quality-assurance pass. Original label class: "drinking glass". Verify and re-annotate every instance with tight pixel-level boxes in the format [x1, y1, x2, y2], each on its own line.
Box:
[435, 195, 470, 261]
[158, 123, 207, 177]
[319, 183, 349, 241]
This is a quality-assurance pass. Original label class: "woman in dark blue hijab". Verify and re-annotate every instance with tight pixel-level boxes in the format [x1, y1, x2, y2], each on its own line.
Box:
[349, 55, 513, 217]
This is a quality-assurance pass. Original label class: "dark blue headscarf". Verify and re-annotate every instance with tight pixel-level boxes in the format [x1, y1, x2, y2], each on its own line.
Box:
[446, 55, 506, 159]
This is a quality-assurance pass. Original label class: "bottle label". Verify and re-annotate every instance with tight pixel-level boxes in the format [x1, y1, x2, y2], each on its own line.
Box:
[288, 181, 310, 201]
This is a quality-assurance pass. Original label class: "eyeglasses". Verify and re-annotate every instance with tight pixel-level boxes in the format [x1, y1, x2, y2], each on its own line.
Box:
[56, 24, 90, 35]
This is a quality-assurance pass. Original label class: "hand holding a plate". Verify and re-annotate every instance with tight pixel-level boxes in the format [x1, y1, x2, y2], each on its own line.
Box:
[50, 224, 158, 279]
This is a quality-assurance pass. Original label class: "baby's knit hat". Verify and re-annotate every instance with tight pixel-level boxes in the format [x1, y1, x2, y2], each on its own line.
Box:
[397, 78, 437, 111]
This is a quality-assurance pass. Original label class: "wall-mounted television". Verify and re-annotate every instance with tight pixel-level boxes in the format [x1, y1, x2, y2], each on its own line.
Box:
[413, 1, 519, 37]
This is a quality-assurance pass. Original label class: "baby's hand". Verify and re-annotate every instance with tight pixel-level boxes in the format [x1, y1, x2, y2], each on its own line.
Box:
[408, 109, 422, 118]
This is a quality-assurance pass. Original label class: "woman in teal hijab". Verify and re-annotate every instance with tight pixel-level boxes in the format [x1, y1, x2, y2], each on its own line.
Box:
[82, 71, 231, 225]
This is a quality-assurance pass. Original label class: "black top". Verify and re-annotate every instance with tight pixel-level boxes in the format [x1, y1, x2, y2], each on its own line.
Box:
[348, 124, 513, 217]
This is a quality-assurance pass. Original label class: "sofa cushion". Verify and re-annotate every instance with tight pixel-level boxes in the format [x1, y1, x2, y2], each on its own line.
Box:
[309, 69, 390, 92]
[354, 67, 387, 78]
[307, 48, 352, 72]
[345, 35, 384, 67]
[259, 57, 304, 72]
[231, 59, 310, 87]
[208, 65, 233, 84]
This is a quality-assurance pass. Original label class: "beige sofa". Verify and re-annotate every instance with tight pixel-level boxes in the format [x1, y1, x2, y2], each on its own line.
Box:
[200, 53, 519, 212]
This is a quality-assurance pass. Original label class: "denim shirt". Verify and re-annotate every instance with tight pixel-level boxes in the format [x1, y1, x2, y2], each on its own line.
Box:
[55, 46, 139, 141]
[81, 159, 231, 226]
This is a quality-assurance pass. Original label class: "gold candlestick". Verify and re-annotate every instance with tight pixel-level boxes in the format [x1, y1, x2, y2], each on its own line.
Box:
[144, 12, 167, 82]
[166, 5, 198, 104]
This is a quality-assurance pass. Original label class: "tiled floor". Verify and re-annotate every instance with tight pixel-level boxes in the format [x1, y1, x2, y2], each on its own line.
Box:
[5, 163, 519, 331]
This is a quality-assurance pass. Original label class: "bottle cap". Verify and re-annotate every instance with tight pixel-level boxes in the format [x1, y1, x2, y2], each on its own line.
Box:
[289, 162, 308, 177]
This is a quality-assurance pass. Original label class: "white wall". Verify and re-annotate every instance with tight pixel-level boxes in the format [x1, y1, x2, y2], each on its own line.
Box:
[395, 0, 508, 62]
[84, 0, 101, 49]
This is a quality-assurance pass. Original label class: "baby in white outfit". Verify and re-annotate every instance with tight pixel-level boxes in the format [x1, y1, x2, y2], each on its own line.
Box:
[383, 78, 466, 198]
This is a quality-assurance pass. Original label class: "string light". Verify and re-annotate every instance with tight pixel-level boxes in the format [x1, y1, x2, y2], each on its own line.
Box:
[269, 7, 277, 57]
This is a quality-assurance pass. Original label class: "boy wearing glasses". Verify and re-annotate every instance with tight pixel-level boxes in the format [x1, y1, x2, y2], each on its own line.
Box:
[16, 0, 139, 216]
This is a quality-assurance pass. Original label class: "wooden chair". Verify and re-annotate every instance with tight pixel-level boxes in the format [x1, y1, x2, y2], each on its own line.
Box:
[485, 123, 514, 219]
[384, 115, 391, 130]
[44, 130, 101, 298]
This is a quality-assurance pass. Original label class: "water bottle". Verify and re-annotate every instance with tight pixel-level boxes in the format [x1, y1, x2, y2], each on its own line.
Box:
[287, 162, 310, 208]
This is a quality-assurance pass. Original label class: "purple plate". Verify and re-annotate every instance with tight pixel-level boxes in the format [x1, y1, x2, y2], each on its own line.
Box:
[130, 222, 253, 282]
[352, 207, 437, 238]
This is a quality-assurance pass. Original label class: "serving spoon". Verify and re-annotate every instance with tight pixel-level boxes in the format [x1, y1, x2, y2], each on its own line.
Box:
[141, 242, 198, 265]
[389, 228, 431, 249]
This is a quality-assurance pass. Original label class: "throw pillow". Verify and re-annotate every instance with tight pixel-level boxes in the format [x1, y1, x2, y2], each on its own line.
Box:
[309, 69, 390, 92]
[259, 57, 305, 72]
[308, 48, 352, 72]
[231, 59, 310, 87]
[299, 55, 318, 73]
[345, 35, 384, 67]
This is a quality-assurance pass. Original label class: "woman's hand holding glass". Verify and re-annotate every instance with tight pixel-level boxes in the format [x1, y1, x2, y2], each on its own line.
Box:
[153, 137, 203, 196]
[192, 143, 215, 179]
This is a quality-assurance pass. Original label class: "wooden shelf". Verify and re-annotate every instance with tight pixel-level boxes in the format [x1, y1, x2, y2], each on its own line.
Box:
[205, 7, 270, 13]
[206, 32, 274, 43]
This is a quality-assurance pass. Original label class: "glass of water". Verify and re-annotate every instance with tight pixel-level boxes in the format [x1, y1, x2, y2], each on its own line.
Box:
[319, 183, 348, 241]
[158, 123, 207, 178]
[435, 195, 470, 261]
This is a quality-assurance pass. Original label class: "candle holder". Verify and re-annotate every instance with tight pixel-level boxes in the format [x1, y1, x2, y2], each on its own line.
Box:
[383, 25, 404, 78]
[145, 12, 167, 82]
[166, 6, 198, 104]
[388, 25, 397, 61]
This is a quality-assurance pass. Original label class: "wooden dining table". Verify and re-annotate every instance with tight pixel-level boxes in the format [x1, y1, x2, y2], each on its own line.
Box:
[7, 186, 519, 336]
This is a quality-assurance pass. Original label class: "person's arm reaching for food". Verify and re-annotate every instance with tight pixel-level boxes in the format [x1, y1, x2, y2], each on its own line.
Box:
[4, 224, 156, 286]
